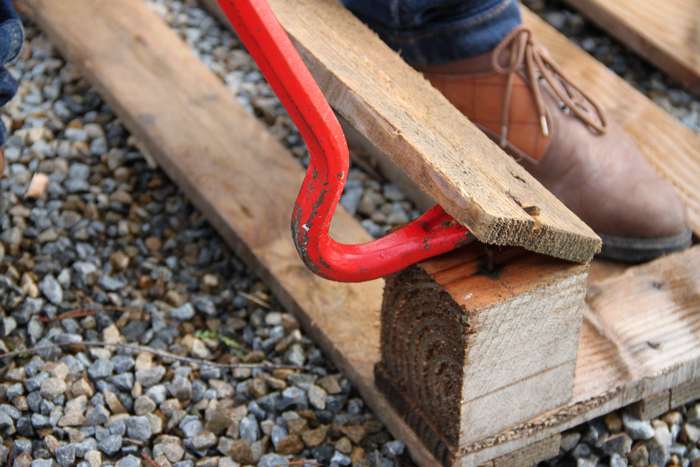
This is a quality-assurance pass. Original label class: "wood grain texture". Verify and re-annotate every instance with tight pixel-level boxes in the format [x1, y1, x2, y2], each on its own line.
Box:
[18, 1, 439, 465]
[671, 379, 700, 408]
[378, 245, 588, 464]
[459, 246, 700, 465]
[200, 0, 601, 264]
[489, 434, 561, 467]
[563, 0, 700, 95]
[628, 391, 671, 420]
[523, 8, 700, 238]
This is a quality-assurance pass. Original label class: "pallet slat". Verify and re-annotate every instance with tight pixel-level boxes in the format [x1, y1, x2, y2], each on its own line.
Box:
[563, 0, 700, 95]
[201, 0, 601, 264]
[17, 1, 439, 465]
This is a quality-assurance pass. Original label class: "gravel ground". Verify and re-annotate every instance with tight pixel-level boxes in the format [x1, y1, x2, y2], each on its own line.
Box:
[0, 0, 697, 466]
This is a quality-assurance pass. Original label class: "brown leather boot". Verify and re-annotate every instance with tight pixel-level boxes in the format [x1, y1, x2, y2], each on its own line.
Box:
[421, 27, 691, 262]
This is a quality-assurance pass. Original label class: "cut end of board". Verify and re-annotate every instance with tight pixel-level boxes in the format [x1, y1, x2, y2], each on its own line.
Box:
[469, 209, 601, 264]
[376, 244, 589, 465]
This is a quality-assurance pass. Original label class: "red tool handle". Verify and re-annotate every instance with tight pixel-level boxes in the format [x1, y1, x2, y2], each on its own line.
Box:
[218, 0, 471, 282]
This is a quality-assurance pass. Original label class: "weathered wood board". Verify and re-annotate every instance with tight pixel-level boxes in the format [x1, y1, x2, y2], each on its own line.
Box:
[201, 0, 601, 264]
[563, 0, 700, 95]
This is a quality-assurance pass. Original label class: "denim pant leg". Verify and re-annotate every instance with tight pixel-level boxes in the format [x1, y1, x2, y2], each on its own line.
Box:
[341, 0, 521, 66]
[0, 0, 23, 147]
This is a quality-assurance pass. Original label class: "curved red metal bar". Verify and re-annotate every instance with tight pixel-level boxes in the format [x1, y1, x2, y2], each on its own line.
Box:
[217, 0, 471, 282]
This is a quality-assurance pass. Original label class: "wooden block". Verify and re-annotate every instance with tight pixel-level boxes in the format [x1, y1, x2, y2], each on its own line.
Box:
[563, 0, 700, 95]
[628, 391, 671, 420]
[671, 379, 700, 408]
[200, 0, 601, 264]
[376, 245, 588, 465]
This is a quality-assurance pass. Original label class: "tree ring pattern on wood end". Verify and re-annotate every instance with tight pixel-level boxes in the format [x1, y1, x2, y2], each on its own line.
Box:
[379, 266, 467, 460]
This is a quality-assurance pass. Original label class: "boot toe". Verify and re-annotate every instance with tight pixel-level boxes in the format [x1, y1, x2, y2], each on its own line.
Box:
[598, 177, 691, 262]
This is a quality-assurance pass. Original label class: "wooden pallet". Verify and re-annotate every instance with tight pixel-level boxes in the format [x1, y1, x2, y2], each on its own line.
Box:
[23, 1, 700, 466]
[563, 0, 700, 95]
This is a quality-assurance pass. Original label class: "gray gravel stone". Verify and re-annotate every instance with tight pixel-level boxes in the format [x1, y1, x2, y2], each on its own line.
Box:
[125, 416, 152, 442]
[179, 415, 203, 438]
[98, 434, 122, 456]
[648, 422, 671, 466]
[39, 275, 63, 304]
[169, 376, 193, 401]
[240, 414, 260, 443]
[87, 359, 113, 380]
[170, 303, 195, 320]
[55, 444, 76, 466]
[134, 395, 156, 415]
[135, 366, 165, 387]
[622, 413, 655, 440]
[191, 431, 217, 450]
[258, 454, 288, 467]
[39, 377, 67, 400]
[85, 405, 110, 426]
[115, 455, 141, 467]
[330, 451, 351, 466]
[601, 432, 632, 456]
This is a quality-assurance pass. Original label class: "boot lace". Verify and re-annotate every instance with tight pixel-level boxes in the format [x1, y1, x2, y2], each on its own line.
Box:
[492, 26, 607, 147]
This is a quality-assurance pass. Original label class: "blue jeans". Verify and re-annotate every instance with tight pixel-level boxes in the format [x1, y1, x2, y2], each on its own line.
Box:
[341, 0, 521, 66]
[0, 0, 23, 147]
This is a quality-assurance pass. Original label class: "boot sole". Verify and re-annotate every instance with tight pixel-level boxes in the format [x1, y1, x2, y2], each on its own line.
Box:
[599, 229, 693, 263]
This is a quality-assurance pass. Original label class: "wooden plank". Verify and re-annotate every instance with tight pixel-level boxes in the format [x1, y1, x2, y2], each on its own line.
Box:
[377, 245, 588, 464]
[459, 245, 700, 465]
[563, 0, 700, 95]
[200, 0, 601, 264]
[17, 1, 440, 466]
[523, 8, 700, 238]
